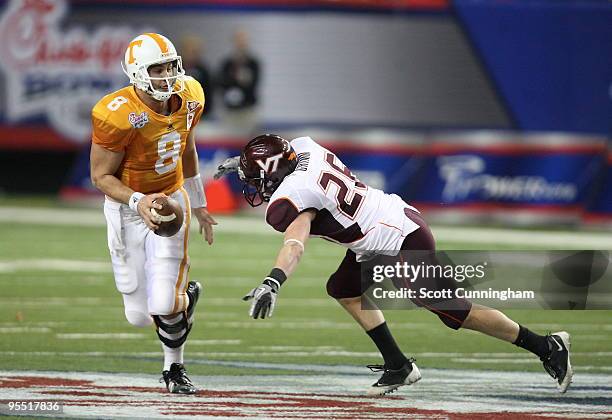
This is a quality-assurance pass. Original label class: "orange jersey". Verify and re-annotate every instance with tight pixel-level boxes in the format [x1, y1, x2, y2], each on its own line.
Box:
[91, 77, 205, 195]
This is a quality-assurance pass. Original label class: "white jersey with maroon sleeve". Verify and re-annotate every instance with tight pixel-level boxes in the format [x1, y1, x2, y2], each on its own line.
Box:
[265, 136, 420, 261]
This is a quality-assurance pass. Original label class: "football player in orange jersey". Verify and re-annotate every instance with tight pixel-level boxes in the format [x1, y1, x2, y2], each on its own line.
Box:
[90, 33, 217, 394]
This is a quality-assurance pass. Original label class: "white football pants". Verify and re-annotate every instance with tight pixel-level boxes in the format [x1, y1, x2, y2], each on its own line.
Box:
[103, 187, 191, 328]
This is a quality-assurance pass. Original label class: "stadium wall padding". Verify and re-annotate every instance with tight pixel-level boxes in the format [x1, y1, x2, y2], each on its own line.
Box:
[59, 130, 612, 224]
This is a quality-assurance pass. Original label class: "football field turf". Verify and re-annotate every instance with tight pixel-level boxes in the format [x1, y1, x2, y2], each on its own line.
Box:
[0, 204, 611, 418]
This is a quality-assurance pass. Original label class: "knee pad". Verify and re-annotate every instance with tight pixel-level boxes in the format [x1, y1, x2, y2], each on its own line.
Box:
[153, 313, 192, 349]
[148, 292, 177, 316]
[125, 310, 153, 328]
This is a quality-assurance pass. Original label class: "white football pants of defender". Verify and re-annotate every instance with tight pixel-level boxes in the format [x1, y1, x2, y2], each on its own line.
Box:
[103, 188, 191, 328]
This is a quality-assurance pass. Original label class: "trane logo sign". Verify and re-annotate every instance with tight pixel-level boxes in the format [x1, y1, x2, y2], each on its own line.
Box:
[256, 153, 283, 174]
[437, 155, 577, 202]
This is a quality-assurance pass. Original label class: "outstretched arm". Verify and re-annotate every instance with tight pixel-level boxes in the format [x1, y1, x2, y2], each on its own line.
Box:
[273, 209, 316, 277]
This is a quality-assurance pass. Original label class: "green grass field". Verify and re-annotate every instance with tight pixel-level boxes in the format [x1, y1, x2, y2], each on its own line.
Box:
[0, 205, 610, 379]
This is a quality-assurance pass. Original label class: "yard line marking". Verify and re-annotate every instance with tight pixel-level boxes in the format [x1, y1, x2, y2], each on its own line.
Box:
[571, 334, 610, 341]
[0, 259, 110, 273]
[0, 297, 337, 308]
[0, 207, 275, 235]
[0, 327, 51, 333]
[1, 350, 610, 358]
[2, 319, 609, 332]
[578, 366, 612, 371]
[56, 333, 147, 340]
[187, 339, 243, 346]
[250, 346, 345, 351]
[452, 358, 539, 364]
[0, 297, 109, 305]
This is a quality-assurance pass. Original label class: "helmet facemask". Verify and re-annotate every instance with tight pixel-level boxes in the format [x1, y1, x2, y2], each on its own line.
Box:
[238, 167, 271, 207]
[123, 57, 185, 102]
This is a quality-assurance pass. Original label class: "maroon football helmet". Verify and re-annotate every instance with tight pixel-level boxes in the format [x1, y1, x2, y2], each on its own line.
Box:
[239, 134, 298, 207]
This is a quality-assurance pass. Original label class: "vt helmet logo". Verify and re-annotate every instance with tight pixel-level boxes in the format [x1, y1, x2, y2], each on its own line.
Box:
[256, 153, 283, 174]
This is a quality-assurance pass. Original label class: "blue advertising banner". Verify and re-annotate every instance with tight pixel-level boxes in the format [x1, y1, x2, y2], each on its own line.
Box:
[61, 131, 611, 223]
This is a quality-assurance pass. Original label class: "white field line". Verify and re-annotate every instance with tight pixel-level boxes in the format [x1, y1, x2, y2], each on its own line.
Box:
[0, 207, 274, 235]
[0, 327, 51, 333]
[578, 366, 612, 371]
[0, 259, 110, 273]
[188, 339, 243, 346]
[452, 358, 539, 364]
[2, 318, 612, 334]
[0, 351, 381, 358]
[3, 320, 611, 332]
[0, 259, 332, 285]
[0, 297, 337, 308]
[571, 334, 611, 341]
[56, 333, 147, 340]
[1, 206, 611, 248]
[1, 350, 611, 358]
[250, 345, 344, 351]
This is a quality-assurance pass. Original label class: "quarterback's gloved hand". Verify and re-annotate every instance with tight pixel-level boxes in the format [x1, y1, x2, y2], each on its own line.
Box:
[243, 278, 280, 319]
[214, 156, 240, 180]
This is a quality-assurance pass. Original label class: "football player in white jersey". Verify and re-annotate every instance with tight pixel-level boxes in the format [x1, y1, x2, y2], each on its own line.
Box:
[216, 134, 573, 396]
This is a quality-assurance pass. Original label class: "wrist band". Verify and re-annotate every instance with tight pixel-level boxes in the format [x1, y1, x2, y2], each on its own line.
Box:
[266, 267, 288, 286]
[184, 174, 207, 208]
[284, 239, 304, 252]
[128, 192, 145, 212]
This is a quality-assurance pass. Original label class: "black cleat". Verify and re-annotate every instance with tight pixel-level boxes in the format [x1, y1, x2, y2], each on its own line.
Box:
[161, 363, 197, 394]
[186, 281, 202, 321]
[541, 331, 573, 393]
[366, 358, 421, 396]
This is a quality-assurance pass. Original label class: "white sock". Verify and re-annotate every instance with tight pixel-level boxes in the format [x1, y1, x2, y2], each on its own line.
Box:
[162, 343, 184, 371]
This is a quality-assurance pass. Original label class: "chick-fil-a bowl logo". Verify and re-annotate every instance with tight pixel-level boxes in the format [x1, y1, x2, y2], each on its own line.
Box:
[0, 0, 149, 142]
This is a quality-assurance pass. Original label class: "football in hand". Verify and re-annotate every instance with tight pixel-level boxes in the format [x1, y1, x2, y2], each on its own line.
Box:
[151, 196, 184, 237]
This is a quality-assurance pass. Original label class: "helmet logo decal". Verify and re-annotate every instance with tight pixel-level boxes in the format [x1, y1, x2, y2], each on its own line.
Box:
[127, 39, 143, 64]
[256, 153, 283, 174]
[143, 32, 168, 54]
